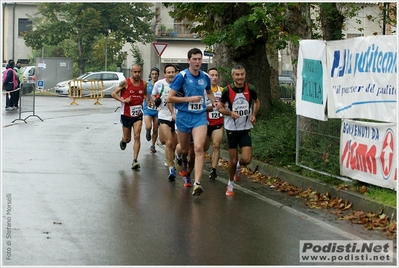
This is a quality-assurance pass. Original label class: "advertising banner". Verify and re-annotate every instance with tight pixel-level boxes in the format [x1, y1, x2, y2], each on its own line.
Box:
[340, 119, 397, 190]
[296, 40, 328, 121]
[327, 36, 397, 123]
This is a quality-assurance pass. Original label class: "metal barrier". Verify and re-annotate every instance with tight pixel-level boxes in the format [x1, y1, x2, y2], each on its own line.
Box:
[68, 79, 104, 105]
[280, 84, 295, 103]
[12, 83, 43, 123]
[295, 115, 349, 181]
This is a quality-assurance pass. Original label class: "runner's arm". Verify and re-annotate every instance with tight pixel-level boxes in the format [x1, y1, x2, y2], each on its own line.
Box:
[111, 80, 129, 103]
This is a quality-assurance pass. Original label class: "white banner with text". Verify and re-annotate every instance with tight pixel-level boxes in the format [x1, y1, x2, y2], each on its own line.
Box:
[296, 40, 328, 121]
[327, 35, 397, 123]
[340, 119, 397, 190]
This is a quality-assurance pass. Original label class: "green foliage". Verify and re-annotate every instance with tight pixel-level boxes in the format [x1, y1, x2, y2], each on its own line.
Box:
[365, 186, 397, 207]
[92, 32, 126, 70]
[251, 99, 297, 166]
[165, 3, 288, 50]
[24, 3, 154, 74]
[131, 44, 144, 66]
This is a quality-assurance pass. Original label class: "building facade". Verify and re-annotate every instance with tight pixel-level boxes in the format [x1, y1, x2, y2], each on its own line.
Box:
[2, 2, 38, 65]
[125, 3, 209, 79]
[2, 2, 394, 80]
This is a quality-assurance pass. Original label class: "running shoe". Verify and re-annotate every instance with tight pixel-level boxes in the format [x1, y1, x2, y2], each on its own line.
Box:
[179, 168, 188, 176]
[179, 161, 188, 176]
[183, 176, 192, 187]
[168, 168, 176, 181]
[208, 169, 217, 180]
[175, 156, 183, 172]
[150, 145, 156, 153]
[234, 161, 242, 182]
[226, 185, 234, 196]
[131, 160, 140, 170]
[120, 140, 127, 150]
[192, 182, 203, 196]
[146, 130, 151, 141]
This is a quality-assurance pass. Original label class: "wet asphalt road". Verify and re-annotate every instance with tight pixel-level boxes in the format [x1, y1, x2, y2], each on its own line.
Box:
[1, 95, 396, 266]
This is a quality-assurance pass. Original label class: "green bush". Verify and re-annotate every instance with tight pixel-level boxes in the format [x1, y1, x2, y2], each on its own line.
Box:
[251, 99, 297, 166]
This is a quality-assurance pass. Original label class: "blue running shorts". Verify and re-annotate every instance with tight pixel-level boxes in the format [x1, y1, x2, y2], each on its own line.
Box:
[143, 108, 158, 118]
[176, 111, 208, 133]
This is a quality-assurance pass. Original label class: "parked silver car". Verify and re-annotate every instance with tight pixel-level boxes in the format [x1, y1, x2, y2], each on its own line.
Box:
[55, 72, 92, 95]
[55, 71, 125, 96]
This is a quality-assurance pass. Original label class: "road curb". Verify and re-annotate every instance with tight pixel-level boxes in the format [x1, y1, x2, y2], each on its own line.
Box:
[217, 150, 396, 222]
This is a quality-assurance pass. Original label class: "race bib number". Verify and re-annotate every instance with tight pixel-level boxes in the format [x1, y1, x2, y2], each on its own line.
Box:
[149, 102, 157, 110]
[188, 98, 203, 111]
[232, 102, 250, 116]
[130, 105, 143, 117]
[209, 108, 221, 119]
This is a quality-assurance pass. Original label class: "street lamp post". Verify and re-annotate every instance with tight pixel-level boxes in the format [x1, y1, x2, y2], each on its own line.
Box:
[104, 25, 110, 71]
[105, 33, 108, 71]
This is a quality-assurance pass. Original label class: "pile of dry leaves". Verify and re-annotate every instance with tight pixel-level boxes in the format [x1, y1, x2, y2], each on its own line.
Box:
[211, 156, 396, 240]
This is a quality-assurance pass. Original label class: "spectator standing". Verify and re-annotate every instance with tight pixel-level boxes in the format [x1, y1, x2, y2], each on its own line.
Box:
[151, 64, 179, 181]
[12, 60, 24, 109]
[144, 67, 160, 153]
[14, 60, 24, 85]
[111, 64, 149, 170]
[167, 48, 216, 196]
[4, 59, 19, 111]
[203, 68, 224, 180]
[218, 65, 260, 196]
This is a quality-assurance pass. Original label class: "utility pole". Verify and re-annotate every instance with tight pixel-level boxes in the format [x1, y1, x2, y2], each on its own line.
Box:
[382, 2, 387, 35]
[105, 25, 110, 71]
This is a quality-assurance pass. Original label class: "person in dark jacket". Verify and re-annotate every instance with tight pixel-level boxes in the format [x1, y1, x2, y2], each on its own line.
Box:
[13, 60, 24, 108]
[4, 59, 19, 111]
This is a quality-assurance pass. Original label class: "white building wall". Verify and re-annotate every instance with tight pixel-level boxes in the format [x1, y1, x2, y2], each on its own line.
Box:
[2, 2, 38, 64]
[344, 4, 384, 37]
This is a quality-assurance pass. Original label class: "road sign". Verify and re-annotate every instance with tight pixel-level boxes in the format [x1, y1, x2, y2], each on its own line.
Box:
[204, 50, 214, 57]
[38, 63, 46, 69]
[37, 80, 44, 90]
[152, 42, 168, 57]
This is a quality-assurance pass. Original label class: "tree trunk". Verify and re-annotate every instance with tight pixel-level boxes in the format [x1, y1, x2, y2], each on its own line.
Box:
[212, 42, 234, 86]
[284, 3, 313, 87]
[211, 3, 271, 113]
[232, 39, 271, 112]
[77, 33, 85, 75]
[320, 3, 345, 41]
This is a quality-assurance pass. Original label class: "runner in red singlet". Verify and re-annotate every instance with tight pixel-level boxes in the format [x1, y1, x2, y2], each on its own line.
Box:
[111, 64, 149, 170]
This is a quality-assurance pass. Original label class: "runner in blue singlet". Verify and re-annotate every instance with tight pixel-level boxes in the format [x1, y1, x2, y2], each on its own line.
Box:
[167, 48, 216, 196]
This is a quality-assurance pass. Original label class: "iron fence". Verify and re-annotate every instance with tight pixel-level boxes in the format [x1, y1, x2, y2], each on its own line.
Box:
[296, 115, 351, 181]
